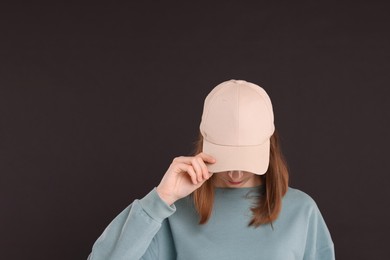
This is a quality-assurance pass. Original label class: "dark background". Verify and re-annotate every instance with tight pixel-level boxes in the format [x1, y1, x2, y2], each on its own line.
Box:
[1, 1, 389, 259]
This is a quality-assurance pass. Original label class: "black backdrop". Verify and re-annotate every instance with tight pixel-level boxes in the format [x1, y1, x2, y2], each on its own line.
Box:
[1, 1, 389, 259]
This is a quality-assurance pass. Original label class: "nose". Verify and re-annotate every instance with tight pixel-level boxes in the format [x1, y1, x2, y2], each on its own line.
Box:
[228, 170, 243, 180]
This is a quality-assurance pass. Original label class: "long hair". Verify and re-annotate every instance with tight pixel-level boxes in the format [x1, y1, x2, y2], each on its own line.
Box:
[190, 128, 289, 228]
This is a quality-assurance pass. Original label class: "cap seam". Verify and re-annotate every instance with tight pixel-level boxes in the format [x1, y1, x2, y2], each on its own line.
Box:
[248, 84, 274, 125]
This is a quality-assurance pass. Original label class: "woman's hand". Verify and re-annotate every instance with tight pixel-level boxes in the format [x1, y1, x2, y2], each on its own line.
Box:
[156, 152, 216, 205]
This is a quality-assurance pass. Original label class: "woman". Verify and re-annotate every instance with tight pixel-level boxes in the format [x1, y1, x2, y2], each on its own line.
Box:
[87, 80, 335, 260]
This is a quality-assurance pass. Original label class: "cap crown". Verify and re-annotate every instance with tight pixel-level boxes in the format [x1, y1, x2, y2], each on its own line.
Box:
[200, 79, 275, 146]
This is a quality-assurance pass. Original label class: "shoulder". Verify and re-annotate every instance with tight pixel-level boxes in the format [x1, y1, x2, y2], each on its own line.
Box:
[285, 186, 317, 203]
[284, 188, 335, 256]
[283, 186, 321, 214]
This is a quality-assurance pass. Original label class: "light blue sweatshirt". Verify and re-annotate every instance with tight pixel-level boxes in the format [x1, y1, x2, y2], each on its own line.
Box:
[88, 185, 335, 260]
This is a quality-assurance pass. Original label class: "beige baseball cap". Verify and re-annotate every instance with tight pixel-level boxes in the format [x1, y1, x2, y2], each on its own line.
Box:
[200, 79, 275, 175]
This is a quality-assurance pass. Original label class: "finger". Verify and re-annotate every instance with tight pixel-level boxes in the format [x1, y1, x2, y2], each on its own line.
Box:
[186, 165, 198, 185]
[172, 156, 195, 165]
[174, 163, 196, 182]
[191, 157, 204, 183]
[196, 152, 216, 164]
[173, 153, 216, 165]
[197, 157, 210, 180]
[174, 162, 202, 185]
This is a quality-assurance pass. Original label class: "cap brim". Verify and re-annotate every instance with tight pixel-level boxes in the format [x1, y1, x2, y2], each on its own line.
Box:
[202, 139, 270, 175]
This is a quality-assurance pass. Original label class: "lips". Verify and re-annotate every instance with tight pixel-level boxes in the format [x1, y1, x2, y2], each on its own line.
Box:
[228, 181, 243, 185]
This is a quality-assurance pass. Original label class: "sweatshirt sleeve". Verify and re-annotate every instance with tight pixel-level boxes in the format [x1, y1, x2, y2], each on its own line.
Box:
[87, 187, 176, 260]
[303, 201, 335, 260]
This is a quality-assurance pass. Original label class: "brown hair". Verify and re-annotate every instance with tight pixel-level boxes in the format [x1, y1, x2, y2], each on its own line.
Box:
[190, 128, 289, 228]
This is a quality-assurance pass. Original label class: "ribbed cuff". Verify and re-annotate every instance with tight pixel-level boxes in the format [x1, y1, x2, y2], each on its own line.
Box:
[139, 187, 176, 223]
